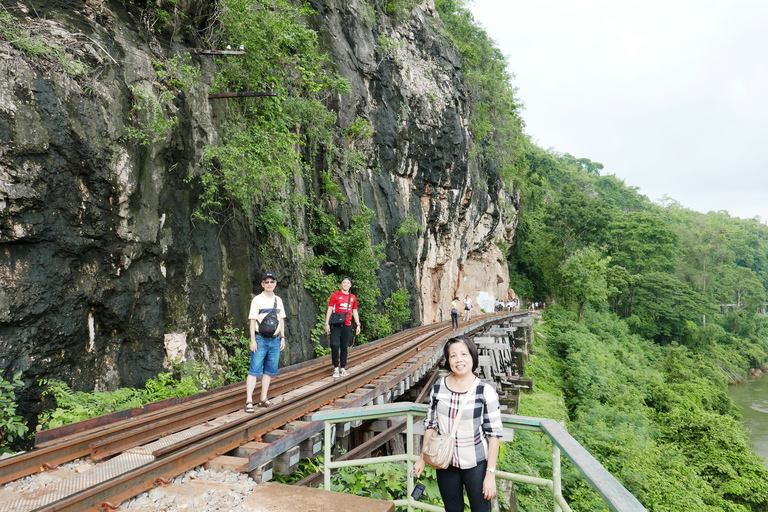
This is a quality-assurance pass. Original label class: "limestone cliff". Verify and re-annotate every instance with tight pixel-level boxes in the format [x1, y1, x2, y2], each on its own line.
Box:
[0, 0, 517, 418]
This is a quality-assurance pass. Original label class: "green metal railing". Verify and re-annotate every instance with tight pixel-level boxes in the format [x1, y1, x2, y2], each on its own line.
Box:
[312, 402, 647, 512]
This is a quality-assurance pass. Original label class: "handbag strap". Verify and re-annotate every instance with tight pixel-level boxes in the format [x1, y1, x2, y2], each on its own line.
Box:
[449, 377, 479, 438]
[259, 297, 278, 324]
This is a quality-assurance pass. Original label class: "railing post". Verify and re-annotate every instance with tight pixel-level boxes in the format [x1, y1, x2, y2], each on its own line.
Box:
[324, 420, 332, 491]
[407, 412, 415, 512]
[552, 444, 562, 512]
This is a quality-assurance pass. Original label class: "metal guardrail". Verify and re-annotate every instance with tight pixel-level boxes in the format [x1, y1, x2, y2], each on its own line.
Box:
[312, 402, 647, 512]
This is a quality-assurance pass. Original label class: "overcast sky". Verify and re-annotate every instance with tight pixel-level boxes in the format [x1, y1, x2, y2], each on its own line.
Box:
[467, 0, 768, 223]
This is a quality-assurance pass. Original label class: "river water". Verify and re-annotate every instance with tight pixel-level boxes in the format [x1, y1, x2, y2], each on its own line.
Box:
[728, 374, 768, 467]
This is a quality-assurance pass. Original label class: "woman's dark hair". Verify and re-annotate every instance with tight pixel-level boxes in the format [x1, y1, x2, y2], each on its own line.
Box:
[341, 276, 352, 284]
[454, 297, 459, 301]
[441, 336, 479, 373]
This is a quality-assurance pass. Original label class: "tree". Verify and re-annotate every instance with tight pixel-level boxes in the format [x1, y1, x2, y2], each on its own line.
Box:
[560, 247, 609, 322]
[629, 272, 711, 344]
[606, 212, 679, 275]
[670, 210, 734, 296]
[544, 183, 614, 259]
[715, 266, 766, 309]
[559, 152, 604, 175]
[711, 265, 767, 335]
[605, 265, 637, 317]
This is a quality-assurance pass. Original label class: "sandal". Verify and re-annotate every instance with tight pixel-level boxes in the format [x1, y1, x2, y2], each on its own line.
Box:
[244, 402, 255, 414]
[257, 399, 274, 408]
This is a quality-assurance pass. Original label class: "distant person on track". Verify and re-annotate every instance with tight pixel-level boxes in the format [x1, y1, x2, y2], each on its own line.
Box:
[414, 336, 504, 512]
[246, 272, 286, 412]
[463, 295, 473, 323]
[324, 276, 361, 378]
[451, 297, 461, 330]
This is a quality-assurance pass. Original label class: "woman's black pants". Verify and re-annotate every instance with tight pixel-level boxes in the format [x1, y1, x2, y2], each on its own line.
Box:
[437, 461, 490, 512]
[451, 312, 459, 329]
[329, 324, 351, 368]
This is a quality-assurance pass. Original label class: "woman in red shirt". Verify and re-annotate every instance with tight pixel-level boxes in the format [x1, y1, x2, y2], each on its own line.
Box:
[324, 276, 361, 377]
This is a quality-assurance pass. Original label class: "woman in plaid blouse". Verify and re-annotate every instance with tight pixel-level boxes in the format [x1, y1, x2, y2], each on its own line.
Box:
[414, 336, 504, 512]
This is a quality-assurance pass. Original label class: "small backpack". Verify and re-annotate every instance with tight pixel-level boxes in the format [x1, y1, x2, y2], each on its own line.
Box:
[258, 298, 279, 337]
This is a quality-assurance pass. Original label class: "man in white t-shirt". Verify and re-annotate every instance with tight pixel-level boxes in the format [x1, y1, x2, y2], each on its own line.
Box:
[245, 272, 286, 412]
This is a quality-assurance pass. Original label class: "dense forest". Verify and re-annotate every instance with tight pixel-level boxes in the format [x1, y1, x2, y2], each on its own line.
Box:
[2, 0, 768, 510]
[505, 152, 768, 511]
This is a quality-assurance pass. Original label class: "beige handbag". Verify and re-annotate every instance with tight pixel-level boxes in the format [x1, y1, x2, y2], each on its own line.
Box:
[422, 378, 478, 469]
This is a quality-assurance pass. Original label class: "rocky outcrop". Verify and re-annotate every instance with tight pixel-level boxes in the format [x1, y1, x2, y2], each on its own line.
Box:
[0, 0, 517, 421]
[308, 0, 517, 322]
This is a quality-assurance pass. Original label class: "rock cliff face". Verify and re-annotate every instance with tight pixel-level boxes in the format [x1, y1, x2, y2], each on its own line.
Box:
[0, 0, 517, 419]
[307, 0, 517, 322]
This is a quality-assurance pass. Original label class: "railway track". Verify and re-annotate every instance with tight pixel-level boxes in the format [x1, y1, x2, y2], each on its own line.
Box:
[0, 313, 519, 512]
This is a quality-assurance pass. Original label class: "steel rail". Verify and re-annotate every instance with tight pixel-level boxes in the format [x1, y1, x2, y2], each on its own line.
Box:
[44, 323, 437, 441]
[295, 360, 442, 488]
[4, 313, 518, 512]
[0, 322, 451, 486]
[89, 326, 441, 460]
[29, 321, 467, 511]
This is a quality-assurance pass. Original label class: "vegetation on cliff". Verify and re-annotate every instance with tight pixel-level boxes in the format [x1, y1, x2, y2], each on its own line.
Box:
[192, 0, 420, 342]
[435, 0, 527, 190]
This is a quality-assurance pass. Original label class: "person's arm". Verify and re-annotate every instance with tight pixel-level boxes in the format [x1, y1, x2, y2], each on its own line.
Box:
[481, 383, 503, 499]
[414, 428, 434, 478]
[249, 319, 258, 353]
[279, 299, 286, 350]
[483, 436, 500, 499]
[416, 384, 441, 477]
[324, 305, 334, 334]
[353, 307, 361, 335]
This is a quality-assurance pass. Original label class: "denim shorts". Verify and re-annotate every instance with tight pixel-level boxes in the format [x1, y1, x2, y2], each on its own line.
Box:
[249, 334, 281, 377]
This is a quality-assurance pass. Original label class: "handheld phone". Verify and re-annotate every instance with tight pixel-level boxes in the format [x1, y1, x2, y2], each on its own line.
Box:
[411, 482, 426, 501]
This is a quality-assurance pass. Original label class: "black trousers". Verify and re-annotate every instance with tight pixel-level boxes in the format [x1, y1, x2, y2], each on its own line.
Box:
[451, 312, 459, 329]
[437, 461, 490, 512]
[329, 324, 351, 368]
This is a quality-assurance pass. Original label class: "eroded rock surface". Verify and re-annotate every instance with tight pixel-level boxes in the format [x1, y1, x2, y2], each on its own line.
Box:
[0, 0, 517, 422]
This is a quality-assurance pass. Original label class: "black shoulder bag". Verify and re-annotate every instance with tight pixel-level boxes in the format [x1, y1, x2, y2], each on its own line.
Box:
[329, 294, 351, 326]
[258, 298, 280, 337]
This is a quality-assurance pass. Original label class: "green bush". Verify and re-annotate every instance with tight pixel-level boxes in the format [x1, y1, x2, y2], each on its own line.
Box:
[38, 362, 221, 430]
[192, 0, 349, 226]
[218, 327, 252, 384]
[0, 372, 28, 451]
[384, 288, 411, 331]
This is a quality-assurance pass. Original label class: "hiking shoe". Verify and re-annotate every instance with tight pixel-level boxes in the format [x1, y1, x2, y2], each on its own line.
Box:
[332, 368, 340, 378]
[339, 368, 350, 377]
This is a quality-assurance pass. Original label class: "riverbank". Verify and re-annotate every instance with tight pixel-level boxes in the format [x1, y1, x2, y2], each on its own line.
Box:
[727, 372, 768, 467]
[747, 364, 768, 377]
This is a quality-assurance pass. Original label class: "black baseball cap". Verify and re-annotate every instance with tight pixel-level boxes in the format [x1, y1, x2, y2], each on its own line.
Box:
[261, 272, 277, 281]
